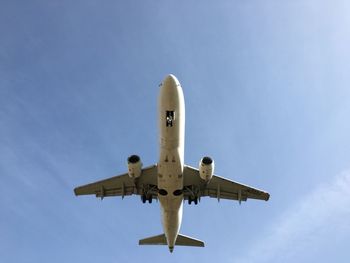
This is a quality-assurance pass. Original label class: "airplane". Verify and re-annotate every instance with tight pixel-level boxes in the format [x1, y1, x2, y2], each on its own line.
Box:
[74, 74, 270, 253]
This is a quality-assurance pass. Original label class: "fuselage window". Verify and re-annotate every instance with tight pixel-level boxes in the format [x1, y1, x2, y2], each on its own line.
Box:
[166, 111, 175, 127]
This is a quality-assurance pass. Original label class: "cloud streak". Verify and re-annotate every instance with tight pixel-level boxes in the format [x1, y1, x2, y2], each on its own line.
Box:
[234, 170, 350, 263]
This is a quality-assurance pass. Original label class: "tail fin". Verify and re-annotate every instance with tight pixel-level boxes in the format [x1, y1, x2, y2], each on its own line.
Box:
[139, 233, 204, 247]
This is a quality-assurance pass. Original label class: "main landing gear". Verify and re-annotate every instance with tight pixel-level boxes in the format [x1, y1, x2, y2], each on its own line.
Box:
[188, 196, 198, 205]
[141, 195, 153, 204]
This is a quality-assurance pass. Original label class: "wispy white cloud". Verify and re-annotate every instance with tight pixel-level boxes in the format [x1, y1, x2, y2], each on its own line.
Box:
[234, 170, 350, 263]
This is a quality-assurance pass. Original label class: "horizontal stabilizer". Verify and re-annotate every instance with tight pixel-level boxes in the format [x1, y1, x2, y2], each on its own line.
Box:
[139, 234, 167, 245]
[176, 234, 205, 247]
[139, 233, 204, 247]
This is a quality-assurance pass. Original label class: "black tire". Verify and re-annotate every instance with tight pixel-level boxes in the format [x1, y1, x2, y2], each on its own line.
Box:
[194, 198, 198, 205]
[142, 195, 146, 203]
[148, 196, 152, 203]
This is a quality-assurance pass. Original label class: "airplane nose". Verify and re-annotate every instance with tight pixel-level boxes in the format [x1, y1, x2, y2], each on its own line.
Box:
[163, 74, 179, 87]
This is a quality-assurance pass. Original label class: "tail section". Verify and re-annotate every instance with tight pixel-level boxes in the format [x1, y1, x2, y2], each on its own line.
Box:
[139, 233, 204, 252]
[139, 234, 167, 246]
[175, 234, 205, 247]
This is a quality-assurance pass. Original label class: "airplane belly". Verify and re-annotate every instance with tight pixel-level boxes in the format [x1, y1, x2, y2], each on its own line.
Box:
[157, 74, 185, 249]
[160, 199, 183, 247]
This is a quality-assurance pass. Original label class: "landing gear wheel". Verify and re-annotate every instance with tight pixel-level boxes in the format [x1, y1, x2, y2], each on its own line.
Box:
[188, 196, 198, 205]
[148, 196, 152, 203]
[141, 195, 147, 203]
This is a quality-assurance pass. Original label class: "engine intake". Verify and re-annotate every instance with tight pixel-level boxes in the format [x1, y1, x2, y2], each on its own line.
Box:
[127, 155, 142, 178]
[199, 156, 214, 181]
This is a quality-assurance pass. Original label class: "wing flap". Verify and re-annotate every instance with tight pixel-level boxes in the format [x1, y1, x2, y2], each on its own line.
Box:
[209, 175, 270, 201]
[74, 165, 158, 198]
[74, 174, 134, 196]
[183, 165, 270, 202]
[203, 188, 248, 201]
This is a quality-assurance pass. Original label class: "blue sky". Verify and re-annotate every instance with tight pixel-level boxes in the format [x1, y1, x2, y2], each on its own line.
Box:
[1, 0, 350, 262]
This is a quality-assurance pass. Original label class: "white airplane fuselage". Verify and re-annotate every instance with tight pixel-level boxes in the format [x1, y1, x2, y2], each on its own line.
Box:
[157, 75, 185, 251]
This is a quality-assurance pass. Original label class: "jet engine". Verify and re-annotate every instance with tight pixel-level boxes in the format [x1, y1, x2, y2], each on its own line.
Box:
[127, 155, 142, 178]
[199, 156, 214, 181]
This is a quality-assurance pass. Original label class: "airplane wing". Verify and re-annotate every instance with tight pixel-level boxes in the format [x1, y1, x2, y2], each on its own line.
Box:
[183, 165, 269, 202]
[74, 165, 158, 200]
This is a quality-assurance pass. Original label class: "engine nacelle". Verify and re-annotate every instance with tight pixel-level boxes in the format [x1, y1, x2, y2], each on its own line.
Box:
[199, 156, 214, 181]
[127, 155, 142, 178]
